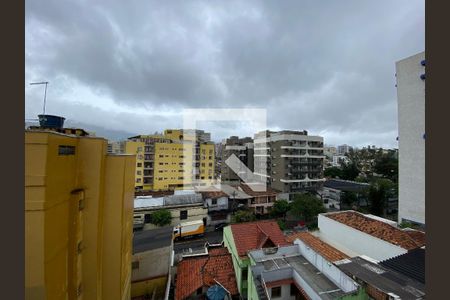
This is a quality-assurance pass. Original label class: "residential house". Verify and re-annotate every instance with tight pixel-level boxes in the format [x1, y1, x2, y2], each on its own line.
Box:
[134, 190, 208, 230]
[223, 220, 289, 298]
[315, 211, 425, 261]
[199, 189, 233, 225]
[131, 227, 173, 300]
[237, 183, 282, 215]
[321, 179, 370, 211]
[175, 247, 239, 300]
[247, 243, 366, 300]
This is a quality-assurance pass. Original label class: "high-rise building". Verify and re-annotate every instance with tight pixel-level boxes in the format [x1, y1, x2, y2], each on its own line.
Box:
[396, 51, 425, 226]
[337, 144, 352, 155]
[253, 130, 325, 197]
[25, 118, 135, 300]
[113, 129, 215, 191]
[220, 136, 254, 183]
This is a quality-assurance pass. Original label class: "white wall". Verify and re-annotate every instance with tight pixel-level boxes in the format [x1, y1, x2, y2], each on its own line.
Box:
[205, 196, 229, 211]
[318, 215, 407, 261]
[294, 240, 358, 293]
[396, 51, 425, 225]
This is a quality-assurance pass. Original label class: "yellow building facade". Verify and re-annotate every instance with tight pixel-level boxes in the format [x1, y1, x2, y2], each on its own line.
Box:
[118, 129, 215, 191]
[25, 129, 136, 300]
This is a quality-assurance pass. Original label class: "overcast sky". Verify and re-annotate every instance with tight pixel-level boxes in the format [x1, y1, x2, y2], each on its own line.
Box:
[25, 0, 424, 147]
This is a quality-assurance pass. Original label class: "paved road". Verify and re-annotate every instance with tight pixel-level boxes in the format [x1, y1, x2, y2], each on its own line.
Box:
[173, 230, 223, 254]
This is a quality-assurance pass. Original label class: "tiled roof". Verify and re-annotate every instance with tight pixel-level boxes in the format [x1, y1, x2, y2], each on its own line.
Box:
[199, 190, 229, 199]
[287, 232, 349, 262]
[230, 220, 289, 258]
[175, 247, 238, 300]
[238, 183, 281, 197]
[326, 211, 425, 250]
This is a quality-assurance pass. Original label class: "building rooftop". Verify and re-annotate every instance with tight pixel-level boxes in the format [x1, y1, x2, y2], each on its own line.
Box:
[380, 248, 425, 284]
[336, 256, 425, 299]
[238, 183, 281, 197]
[230, 220, 289, 258]
[323, 179, 369, 192]
[175, 247, 238, 300]
[251, 253, 347, 300]
[134, 192, 203, 210]
[325, 211, 425, 250]
[286, 231, 349, 262]
[133, 226, 173, 254]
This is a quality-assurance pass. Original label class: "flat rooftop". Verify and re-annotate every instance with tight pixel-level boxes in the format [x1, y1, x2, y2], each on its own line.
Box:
[251, 253, 347, 300]
[336, 257, 425, 299]
[133, 226, 173, 254]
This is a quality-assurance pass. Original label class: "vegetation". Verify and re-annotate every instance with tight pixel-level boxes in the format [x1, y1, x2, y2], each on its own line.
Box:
[290, 193, 326, 223]
[324, 167, 342, 178]
[270, 199, 291, 221]
[232, 209, 256, 223]
[368, 178, 395, 217]
[150, 209, 172, 227]
[277, 219, 286, 230]
[340, 191, 358, 207]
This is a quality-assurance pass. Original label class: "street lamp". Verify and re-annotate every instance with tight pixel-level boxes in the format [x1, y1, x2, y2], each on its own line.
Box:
[30, 81, 49, 115]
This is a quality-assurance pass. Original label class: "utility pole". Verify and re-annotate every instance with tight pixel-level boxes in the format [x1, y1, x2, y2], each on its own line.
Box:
[30, 81, 49, 115]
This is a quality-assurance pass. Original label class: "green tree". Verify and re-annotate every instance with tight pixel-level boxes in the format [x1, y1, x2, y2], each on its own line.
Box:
[340, 191, 358, 207]
[270, 199, 291, 220]
[151, 209, 172, 227]
[373, 152, 398, 182]
[324, 167, 343, 178]
[290, 193, 326, 223]
[341, 162, 360, 181]
[232, 209, 256, 223]
[368, 178, 394, 217]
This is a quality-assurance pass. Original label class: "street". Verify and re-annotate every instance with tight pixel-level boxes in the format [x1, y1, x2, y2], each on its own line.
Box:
[173, 229, 223, 254]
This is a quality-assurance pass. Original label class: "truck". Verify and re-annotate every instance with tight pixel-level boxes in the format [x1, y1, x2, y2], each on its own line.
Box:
[133, 213, 145, 231]
[173, 220, 205, 240]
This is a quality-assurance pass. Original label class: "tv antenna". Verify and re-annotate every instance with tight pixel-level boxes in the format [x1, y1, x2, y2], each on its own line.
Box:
[30, 81, 49, 115]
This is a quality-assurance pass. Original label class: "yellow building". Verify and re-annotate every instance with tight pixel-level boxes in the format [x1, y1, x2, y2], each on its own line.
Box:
[25, 128, 136, 300]
[116, 129, 215, 191]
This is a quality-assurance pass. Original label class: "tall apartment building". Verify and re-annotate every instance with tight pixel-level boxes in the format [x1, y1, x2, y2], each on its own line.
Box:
[337, 144, 352, 155]
[253, 130, 325, 197]
[220, 136, 254, 183]
[396, 51, 425, 226]
[25, 116, 135, 300]
[113, 129, 215, 191]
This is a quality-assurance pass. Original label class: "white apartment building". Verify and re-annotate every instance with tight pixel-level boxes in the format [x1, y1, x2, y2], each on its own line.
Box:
[396, 51, 425, 226]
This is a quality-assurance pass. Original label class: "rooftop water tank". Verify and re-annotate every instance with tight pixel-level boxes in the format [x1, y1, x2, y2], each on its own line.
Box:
[38, 114, 66, 129]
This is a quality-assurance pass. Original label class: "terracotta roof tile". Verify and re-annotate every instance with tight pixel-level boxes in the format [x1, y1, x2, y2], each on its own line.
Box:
[286, 232, 349, 262]
[230, 220, 289, 258]
[199, 190, 228, 199]
[175, 247, 238, 300]
[238, 183, 281, 197]
[326, 211, 425, 250]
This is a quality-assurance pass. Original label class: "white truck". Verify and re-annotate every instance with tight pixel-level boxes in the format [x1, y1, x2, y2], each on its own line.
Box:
[173, 220, 205, 240]
[133, 213, 145, 230]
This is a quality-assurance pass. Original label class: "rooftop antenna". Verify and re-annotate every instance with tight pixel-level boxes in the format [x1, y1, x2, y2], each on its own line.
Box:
[30, 81, 49, 115]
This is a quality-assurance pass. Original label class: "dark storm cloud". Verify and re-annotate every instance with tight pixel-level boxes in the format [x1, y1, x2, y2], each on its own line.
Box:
[25, 0, 424, 147]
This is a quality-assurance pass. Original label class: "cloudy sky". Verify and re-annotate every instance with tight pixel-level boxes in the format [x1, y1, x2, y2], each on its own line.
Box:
[25, 0, 424, 147]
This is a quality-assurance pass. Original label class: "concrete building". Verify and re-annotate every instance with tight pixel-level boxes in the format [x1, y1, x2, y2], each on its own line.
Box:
[337, 144, 352, 155]
[221, 136, 254, 184]
[237, 183, 281, 215]
[253, 130, 325, 197]
[316, 211, 425, 261]
[396, 51, 425, 226]
[247, 243, 365, 300]
[134, 190, 208, 230]
[198, 189, 233, 225]
[131, 227, 173, 300]
[112, 129, 215, 191]
[321, 179, 370, 211]
[25, 119, 135, 300]
[223, 220, 289, 298]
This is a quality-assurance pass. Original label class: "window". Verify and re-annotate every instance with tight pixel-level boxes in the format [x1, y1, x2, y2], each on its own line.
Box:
[137, 163, 142, 167]
[132, 261, 139, 270]
[159, 154, 164, 158]
[144, 214, 152, 223]
[137, 147, 142, 152]
[58, 145, 76, 155]
[208, 162, 213, 167]
[212, 199, 217, 205]
[180, 210, 188, 220]
[136, 178, 141, 183]
[271, 286, 281, 298]
[290, 283, 297, 296]
[137, 170, 142, 175]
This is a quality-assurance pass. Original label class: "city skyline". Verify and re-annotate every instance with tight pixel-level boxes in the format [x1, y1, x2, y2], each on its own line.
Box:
[26, 0, 424, 148]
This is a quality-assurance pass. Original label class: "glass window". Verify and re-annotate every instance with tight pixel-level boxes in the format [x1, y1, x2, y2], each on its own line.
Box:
[180, 210, 188, 220]
[271, 286, 281, 298]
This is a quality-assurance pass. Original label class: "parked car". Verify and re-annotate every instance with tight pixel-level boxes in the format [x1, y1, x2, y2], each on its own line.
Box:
[214, 223, 228, 231]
